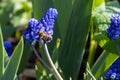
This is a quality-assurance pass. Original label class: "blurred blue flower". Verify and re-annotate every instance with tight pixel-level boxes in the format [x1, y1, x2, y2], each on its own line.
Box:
[106, 13, 120, 40]
[104, 58, 120, 80]
[23, 8, 58, 44]
[4, 41, 12, 57]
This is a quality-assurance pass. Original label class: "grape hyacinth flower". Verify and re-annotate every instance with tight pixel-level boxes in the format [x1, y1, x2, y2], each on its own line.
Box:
[104, 58, 120, 80]
[4, 41, 12, 57]
[23, 8, 58, 44]
[23, 8, 62, 80]
[106, 13, 120, 40]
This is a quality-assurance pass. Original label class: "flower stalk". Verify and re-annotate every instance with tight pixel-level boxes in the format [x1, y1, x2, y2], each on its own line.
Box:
[43, 44, 63, 80]
[32, 44, 63, 80]
[31, 45, 51, 71]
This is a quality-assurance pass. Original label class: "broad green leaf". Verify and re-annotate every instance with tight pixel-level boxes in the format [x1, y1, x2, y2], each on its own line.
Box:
[93, 33, 119, 55]
[93, 33, 108, 42]
[0, 26, 4, 77]
[4, 48, 10, 68]
[53, 0, 74, 38]
[2, 37, 24, 80]
[91, 50, 118, 78]
[17, 42, 32, 73]
[32, 0, 53, 20]
[100, 40, 118, 53]
[59, 0, 93, 79]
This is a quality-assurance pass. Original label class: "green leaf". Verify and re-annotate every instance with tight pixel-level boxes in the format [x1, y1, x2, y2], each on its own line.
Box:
[94, 33, 118, 54]
[2, 37, 24, 80]
[32, 0, 53, 20]
[0, 26, 4, 77]
[4, 48, 10, 69]
[17, 42, 32, 73]
[59, 0, 93, 79]
[53, 0, 74, 38]
[93, 33, 108, 42]
[91, 50, 118, 78]
[101, 40, 118, 53]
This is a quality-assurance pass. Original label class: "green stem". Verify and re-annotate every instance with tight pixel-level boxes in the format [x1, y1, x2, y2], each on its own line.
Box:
[43, 44, 63, 80]
[88, 17, 97, 67]
[31, 45, 51, 71]
[88, 40, 97, 67]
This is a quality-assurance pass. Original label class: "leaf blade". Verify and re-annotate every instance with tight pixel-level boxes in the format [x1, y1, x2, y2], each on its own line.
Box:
[53, 0, 74, 38]
[2, 37, 24, 80]
[0, 26, 4, 77]
[32, 0, 53, 20]
[59, 0, 93, 79]
[91, 50, 118, 78]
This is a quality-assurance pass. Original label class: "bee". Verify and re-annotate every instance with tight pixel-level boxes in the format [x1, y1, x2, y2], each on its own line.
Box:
[38, 31, 52, 43]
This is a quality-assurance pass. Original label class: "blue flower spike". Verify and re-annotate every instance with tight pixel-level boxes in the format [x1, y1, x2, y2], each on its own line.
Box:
[23, 18, 39, 44]
[4, 41, 12, 57]
[106, 13, 120, 40]
[104, 58, 120, 80]
[23, 8, 58, 44]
